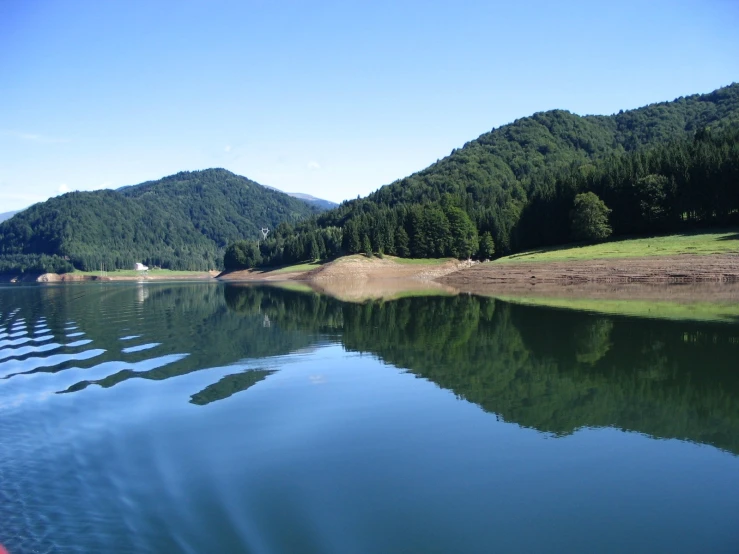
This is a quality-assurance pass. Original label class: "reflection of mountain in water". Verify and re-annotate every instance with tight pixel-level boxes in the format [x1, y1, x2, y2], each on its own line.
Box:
[225, 286, 739, 455]
[0, 284, 327, 402]
[2, 283, 738, 454]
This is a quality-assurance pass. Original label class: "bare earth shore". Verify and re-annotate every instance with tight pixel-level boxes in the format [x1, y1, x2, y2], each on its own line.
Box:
[439, 254, 739, 287]
[220, 253, 739, 286]
[8, 253, 738, 304]
[218, 256, 468, 283]
[218, 253, 739, 304]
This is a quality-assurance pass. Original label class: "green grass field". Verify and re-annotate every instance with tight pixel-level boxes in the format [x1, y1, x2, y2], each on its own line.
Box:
[495, 229, 739, 263]
[385, 256, 453, 265]
[268, 261, 324, 274]
[495, 295, 739, 323]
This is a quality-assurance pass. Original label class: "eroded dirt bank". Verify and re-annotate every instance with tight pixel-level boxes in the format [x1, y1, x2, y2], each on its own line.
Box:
[439, 254, 739, 287]
[219, 256, 472, 284]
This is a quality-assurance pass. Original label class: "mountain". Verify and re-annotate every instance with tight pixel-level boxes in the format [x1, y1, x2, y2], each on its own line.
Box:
[283, 192, 337, 210]
[0, 211, 20, 224]
[233, 83, 739, 269]
[262, 186, 338, 210]
[0, 169, 321, 273]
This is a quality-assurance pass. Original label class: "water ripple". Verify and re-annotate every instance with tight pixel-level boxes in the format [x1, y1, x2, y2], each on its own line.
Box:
[122, 342, 161, 354]
[0, 349, 107, 378]
[0, 342, 63, 363]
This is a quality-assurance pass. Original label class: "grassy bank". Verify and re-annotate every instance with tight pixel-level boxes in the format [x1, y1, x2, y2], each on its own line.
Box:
[269, 261, 324, 274]
[496, 229, 739, 263]
[388, 256, 454, 265]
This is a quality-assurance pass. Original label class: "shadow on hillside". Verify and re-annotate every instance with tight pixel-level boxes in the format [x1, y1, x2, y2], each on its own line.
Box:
[506, 250, 548, 259]
[716, 233, 739, 241]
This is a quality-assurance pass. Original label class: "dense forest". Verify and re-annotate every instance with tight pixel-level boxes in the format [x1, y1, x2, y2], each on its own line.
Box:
[0, 169, 323, 273]
[225, 83, 739, 270]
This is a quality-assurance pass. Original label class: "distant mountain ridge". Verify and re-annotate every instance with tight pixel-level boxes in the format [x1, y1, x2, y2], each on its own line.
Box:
[0, 211, 20, 224]
[0, 169, 322, 273]
[261, 186, 337, 209]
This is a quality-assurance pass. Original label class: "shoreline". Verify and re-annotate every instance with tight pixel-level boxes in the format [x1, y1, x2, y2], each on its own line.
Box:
[5, 253, 739, 291]
[217, 253, 739, 287]
[0, 271, 218, 283]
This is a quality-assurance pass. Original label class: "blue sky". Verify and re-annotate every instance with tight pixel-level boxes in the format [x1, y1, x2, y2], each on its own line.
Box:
[1, 0, 738, 211]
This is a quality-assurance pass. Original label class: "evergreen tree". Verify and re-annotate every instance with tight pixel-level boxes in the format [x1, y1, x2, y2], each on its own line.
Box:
[478, 232, 496, 259]
[446, 207, 479, 259]
[362, 234, 373, 257]
[395, 227, 410, 257]
[310, 238, 320, 261]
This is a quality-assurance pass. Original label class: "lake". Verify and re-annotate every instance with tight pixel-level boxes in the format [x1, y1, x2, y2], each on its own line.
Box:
[1, 282, 738, 553]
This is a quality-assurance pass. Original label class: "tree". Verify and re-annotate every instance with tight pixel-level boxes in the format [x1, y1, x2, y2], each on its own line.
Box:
[344, 220, 361, 253]
[223, 240, 262, 270]
[446, 207, 478, 259]
[635, 174, 670, 226]
[309, 238, 320, 261]
[362, 234, 373, 257]
[570, 192, 612, 242]
[478, 232, 495, 259]
[395, 227, 410, 257]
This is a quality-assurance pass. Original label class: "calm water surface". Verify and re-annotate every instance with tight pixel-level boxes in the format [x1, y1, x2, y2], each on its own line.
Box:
[0, 282, 738, 553]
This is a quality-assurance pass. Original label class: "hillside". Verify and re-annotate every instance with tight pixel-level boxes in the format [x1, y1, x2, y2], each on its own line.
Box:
[233, 83, 739, 269]
[0, 169, 321, 273]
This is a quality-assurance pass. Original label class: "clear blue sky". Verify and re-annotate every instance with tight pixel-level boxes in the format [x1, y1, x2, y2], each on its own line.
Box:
[1, 0, 738, 211]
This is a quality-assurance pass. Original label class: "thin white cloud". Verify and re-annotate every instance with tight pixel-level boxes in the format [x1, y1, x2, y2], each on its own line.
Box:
[307, 161, 321, 170]
[224, 145, 232, 153]
[58, 183, 70, 194]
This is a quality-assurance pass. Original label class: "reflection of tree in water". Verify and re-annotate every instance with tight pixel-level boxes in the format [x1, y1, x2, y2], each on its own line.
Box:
[51, 284, 323, 395]
[190, 369, 275, 405]
[574, 319, 613, 365]
[224, 286, 739, 455]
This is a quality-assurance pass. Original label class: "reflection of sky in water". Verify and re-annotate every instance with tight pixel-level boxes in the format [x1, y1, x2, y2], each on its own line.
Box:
[122, 342, 161, 354]
[0, 283, 738, 554]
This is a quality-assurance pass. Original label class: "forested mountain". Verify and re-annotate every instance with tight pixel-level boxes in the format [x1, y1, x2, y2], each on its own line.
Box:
[0, 169, 322, 273]
[226, 83, 739, 269]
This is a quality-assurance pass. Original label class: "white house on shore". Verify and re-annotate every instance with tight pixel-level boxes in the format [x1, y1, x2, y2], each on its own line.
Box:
[134, 263, 149, 271]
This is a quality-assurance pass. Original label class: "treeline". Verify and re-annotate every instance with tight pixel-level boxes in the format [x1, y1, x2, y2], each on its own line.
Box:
[225, 124, 739, 270]
[224, 203, 495, 270]
[517, 126, 739, 249]
[0, 254, 74, 275]
[0, 169, 321, 273]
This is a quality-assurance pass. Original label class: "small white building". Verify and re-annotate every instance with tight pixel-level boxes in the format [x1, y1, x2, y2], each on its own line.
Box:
[134, 263, 149, 271]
